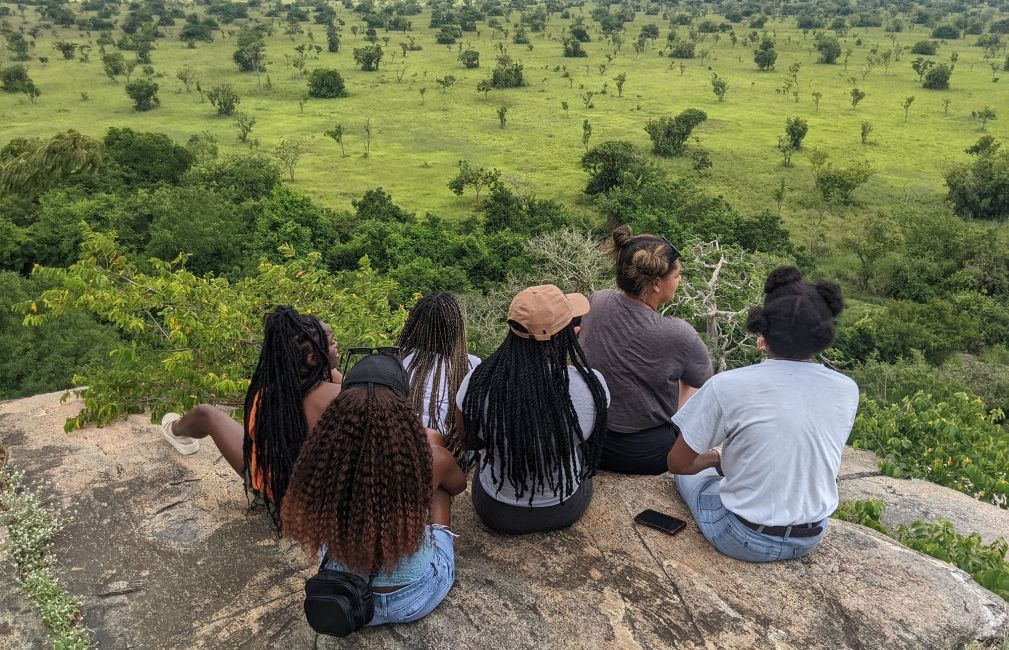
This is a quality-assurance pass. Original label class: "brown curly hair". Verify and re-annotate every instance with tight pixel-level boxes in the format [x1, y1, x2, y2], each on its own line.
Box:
[607, 224, 681, 296]
[280, 385, 433, 574]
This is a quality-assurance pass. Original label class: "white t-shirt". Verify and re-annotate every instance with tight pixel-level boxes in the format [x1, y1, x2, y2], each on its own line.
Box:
[456, 366, 610, 508]
[673, 359, 859, 526]
[401, 351, 481, 434]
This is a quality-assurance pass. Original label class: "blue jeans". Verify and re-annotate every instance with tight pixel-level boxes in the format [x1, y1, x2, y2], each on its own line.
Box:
[675, 468, 826, 562]
[368, 525, 456, 625]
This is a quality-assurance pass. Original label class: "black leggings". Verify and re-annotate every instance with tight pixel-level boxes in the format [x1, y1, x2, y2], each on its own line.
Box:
[598, 422, 677, 475]
[471, 475, 594, 535]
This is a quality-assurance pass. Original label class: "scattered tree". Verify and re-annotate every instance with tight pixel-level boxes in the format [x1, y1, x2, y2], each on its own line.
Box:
[811, 91, 823, 112]
[448, 160, 501, 206]
[710, 73, 728, 101]
[362, 118, 372, 158]
[861, 121, 874, 144]
[613, 72, 626, 97]
[124, 78, 159, 111]
[353, 45, 383, 71]
[582, 119, 592, 150]
[476, 79, 492, 98]
[207, 83, 240, 116]
[176, 65, 199, 93]
[54, 41, 77, 60]
[753, 36, 777, 70]
[784, 117, 808, 149]
[850, 87, 866, 109]
[911, 57, 935, 82]
[777, 135, 795, 167]
[234, 112, 256, 142]
[815, 35, 842, 63]
[274, 137, 304, 181]
[971, 107, 997, 131]
[324, 124, 346, 156]
[497, 105, 508, 128]
[644, 108, 708, 157]
[922, 63, 953, 90]
[307, 68, 347, 98]
[102, 52, 127, 82]
[460, 49, 480, 69]
[435, 74, 456, 93]
[901, 96, 915, 123]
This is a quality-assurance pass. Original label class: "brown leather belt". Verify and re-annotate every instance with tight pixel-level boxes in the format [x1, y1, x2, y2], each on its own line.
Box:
[733, 513, 823, 538]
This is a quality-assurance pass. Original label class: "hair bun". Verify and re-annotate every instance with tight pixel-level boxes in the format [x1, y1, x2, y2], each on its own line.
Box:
[611, 225, 633, 249]
[815, 280, 844, 316]
[745, 306, 768, 334]
[764, 266, 803, 294]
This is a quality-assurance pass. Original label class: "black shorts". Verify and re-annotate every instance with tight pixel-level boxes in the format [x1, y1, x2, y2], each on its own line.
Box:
[598, 422, 677, 475]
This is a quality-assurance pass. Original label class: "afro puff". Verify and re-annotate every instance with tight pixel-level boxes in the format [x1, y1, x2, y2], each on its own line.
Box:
[747, 266, 845, 359]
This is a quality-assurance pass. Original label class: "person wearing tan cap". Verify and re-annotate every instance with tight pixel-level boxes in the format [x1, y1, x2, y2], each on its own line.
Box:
[455, 285, 610, 534]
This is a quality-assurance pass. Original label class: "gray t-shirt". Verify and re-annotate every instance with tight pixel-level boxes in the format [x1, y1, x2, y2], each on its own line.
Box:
[578, 289, 712, 432]
[456, 366, 610, 508]
[673, 359, 860, 526]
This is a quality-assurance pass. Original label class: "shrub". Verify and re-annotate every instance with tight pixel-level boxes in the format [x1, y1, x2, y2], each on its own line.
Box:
[784, 117, 808, 149]
[563, 40, 587, 57]
[753, 36, 777, 70]
[307, 68, 347, 98]
[459, 49, 479, 68]
[644, 108, 707, 157]
[436, 24, 461, 44]
[206, 83, 239, 115]
[944, 145, 1009, 220]
[490, 58, 524, 88]
[580, 141, 648, 194]
[353, 45, 383, 71]
[815, 35, 842, 63]
[124, 78, 160, 111]
[1, 64, 32, 93]
[931, 25, 960, 39]
[911, 40, 938, 55]
[922, 63, 953, 89]
[850, 392, 1009, 507]
[668, 39, 695, 58]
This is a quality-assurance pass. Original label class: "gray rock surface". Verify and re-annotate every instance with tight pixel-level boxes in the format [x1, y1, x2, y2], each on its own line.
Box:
[1, 391, 1007, 649]
[839, 448, 1009, 552]
[0, 540, 48, 650]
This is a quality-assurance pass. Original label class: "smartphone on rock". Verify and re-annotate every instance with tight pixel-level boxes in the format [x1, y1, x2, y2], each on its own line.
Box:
[634, 509, 687, 535]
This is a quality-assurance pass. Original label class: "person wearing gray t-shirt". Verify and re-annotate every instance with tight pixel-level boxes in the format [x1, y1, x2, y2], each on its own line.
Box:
[579, 226, 713, 475]
[668, 267, 859, 562]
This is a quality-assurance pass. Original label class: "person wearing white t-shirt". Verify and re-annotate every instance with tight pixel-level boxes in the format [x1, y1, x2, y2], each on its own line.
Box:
[397, 293, 480, 461]
[667, 267, 860, 562]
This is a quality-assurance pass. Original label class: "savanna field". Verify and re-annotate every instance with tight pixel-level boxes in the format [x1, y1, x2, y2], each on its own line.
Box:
[2, 2, 1009, 644]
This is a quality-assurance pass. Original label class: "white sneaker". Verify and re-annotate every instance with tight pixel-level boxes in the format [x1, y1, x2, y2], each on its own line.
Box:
[161, 412, 200, 455]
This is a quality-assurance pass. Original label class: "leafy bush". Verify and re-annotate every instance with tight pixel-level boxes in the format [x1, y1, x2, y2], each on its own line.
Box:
[563, 40, 587, 57]
[21, 227, 406, 430]
[644, 108, 707, 157]
[815, 35, 842, 63]
[922, 63, 953, 89]
[1, 64, 33, 93]
[850, 392, 1009, 508]
[931, 25, 960, 39]
[124, 78, 160, 111]
[206, 83, 240, 115]
[353, 45, 383, 71]
[834, 500, 1009, 601]
[753, 36, 777, 70]
[459, 49, 479, 68]
[490, 57, 524, 88]
[668, 39, 695, 58]
[911, 40, 938, 55]
[785, 116, 808, 149]
[307, 68, 347, 98]
[945, 144, 1009, 220]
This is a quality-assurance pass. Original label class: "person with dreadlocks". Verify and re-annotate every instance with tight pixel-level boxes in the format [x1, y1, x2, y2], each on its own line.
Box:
[282, 353, 466, 624]
[397, 292, 480, 460]
[456, 285, 609, 535]
[578, 225, 713, 475]
[668, 267, 858, 562]
[160, 306, 341, 529]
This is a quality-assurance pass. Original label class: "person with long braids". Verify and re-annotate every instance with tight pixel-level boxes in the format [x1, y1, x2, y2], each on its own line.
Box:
[159, 306, 341, 529]
[578, 225, 713, 475]
[456, 285, 609, 535]
[282, 354, 466, 624]
[396, 292, 480, 459]
[668, 267, 859, 561]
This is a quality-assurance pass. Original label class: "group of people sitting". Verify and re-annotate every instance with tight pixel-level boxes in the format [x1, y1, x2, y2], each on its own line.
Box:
[159, 225, 859, 626]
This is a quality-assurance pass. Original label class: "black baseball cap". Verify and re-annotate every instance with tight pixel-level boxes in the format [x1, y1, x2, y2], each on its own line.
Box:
[342, 353, 410, 395]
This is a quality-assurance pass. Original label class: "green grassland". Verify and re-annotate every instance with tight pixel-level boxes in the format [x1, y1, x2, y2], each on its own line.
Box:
[2, 3, 1008, 250]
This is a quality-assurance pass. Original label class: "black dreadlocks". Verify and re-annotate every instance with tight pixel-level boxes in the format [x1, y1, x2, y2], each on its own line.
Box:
[396, 292, 469, 460]
[461, 324, 607, 505]
[243, 306, 332, 531]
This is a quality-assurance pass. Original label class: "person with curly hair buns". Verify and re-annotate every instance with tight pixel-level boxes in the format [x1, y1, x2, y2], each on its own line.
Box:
[397, 292, 481, 462]
[667, 267, 859, 562]
[578, 225, 713, 475]
[160, 306, 342, 531]
[457, 285, 610, 535]
[282, 354, 466, 624]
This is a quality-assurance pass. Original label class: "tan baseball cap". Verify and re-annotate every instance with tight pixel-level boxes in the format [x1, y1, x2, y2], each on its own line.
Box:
[507, 285, 590, 341]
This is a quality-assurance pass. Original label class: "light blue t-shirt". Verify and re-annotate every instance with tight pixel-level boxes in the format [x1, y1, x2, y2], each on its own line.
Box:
[673, 360, 859, 526]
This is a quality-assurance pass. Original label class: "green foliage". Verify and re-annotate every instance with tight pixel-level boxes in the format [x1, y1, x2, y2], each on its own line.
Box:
[353, 45, 384, 71]
[21, 227, 405, 429]
[850, 392, 1009, 507]
[580, 140, 649, 195]
[563, 39, 587, 58]
[307, 68, 347, 98]
[206, 83, 240, 116]
[124, 79, 160, 111]
[710, 73, 728, 101]
[447, 160, 500, 206]
[233, 28, 267, 72]
[0, 467, 94, 648]
[932, 25, 961, 40]
[459, 49, 480, 68]
[815, 160, 875, 204]
[784, 116, 808, 149]
[644, 108, 708, 157]
[101, 52, 127, 82]
[922, 63, 953, 90]
[104, 128, 194, 188]
[945, 139, 1009, 221]
[753, 36, 777, 70]
[834, 500, 1009, 601]
[1, 64, 33, 93]
[911, 40, 939, 55]
[0, 131, 101, 201]
[815, 35, 842, 63]
[490, 56, 524, 88]
[184, 154, 281, 202]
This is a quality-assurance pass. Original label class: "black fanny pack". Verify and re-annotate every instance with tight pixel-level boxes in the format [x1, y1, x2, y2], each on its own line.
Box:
[304, 553, 377, 637]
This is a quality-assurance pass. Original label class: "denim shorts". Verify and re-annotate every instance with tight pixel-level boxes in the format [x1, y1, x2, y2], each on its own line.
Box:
[368, 525, 456, 625]
[675, 468, 826, 563]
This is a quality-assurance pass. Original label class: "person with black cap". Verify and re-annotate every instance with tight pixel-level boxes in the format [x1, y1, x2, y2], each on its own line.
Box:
[281, 353, 466, 624]
[456, 285, 610, 534]
[667, 267, 859, 562]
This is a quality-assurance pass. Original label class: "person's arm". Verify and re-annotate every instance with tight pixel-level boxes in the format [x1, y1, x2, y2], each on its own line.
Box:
[677, 379, 698, 411]
[432, 446, 466, 496]
[666, 435, 720, 475]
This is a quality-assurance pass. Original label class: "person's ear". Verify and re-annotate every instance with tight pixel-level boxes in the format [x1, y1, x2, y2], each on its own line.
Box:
[307, 352, 318, 366]
[756, 335, 767, 352]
